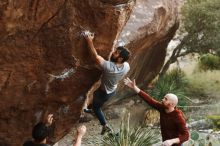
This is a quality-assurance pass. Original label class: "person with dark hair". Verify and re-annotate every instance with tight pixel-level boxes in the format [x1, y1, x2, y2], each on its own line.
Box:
[23, 114, 87, 146]
[124, 78, 189, 146]
[23, 114, 53, 146]
[83, 32, 130, 135]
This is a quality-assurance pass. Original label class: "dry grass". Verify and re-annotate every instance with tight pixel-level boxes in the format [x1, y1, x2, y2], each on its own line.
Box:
[187, 70, 220, 99]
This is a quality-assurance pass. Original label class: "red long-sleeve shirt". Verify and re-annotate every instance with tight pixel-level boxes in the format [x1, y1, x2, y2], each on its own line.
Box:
[138, 90, 189, 146]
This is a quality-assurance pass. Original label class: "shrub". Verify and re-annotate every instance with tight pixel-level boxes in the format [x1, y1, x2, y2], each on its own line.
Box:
[101, 113, 159, 146]
[148, 68, 188, 106]
[198, 54, 220, 70]
[207, 115, 220, 130]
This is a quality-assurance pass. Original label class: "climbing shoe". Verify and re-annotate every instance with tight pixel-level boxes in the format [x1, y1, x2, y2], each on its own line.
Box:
[83, 108, 93, 113]
[101, 125, 112, 135]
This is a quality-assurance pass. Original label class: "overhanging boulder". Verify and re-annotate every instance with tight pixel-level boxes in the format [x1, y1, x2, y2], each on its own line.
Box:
[0, 0, 179, 145]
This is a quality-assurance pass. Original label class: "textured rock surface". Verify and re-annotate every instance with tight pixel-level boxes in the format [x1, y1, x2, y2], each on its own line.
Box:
[0, 0, 179, 145]
[0, 0, 134, 145]
[119, 0, 179, 87]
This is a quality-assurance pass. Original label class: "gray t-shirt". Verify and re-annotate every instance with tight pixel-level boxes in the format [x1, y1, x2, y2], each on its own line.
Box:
[100, 60, 130, 94]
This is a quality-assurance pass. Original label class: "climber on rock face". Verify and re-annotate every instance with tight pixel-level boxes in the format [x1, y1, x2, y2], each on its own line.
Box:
[83, 31, 130, 135]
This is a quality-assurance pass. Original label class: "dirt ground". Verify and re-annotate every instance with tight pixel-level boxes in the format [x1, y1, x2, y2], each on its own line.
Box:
[54, 96, 150, 146]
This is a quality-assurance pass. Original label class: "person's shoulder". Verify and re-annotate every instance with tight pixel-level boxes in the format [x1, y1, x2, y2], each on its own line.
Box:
[175, 108, 186, 119]
[23, 141, 50, 146]
[37, 144, 50, 146]
[105, 60, 112, 64]
[23, 140, 33, 146]
[100, 60, 111, 70]
[102, 60, 112, 66]
[123, 62, 130, 67]
[123, 62, 130, 70]
[176, 108, 183, 113]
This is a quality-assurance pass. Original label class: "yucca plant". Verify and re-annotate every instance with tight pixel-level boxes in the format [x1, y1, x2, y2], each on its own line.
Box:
[148, 68, 187, 106]
[162, 68, 188, 88]
[198, 54, 220, 71]
[101, 113, 159, 146]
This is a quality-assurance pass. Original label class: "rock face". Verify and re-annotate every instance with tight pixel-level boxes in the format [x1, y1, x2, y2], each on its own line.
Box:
[106, 0, 180, 103]
[118, 0, 179, 89]
[0, 0, 179, 145]
[0, 0, 135, 145]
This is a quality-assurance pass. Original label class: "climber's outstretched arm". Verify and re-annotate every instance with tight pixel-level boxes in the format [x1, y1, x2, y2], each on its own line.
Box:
[84, 32, 105, 66]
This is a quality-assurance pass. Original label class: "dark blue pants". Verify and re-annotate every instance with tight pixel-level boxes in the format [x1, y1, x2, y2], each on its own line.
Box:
[92, 88, 115, 126]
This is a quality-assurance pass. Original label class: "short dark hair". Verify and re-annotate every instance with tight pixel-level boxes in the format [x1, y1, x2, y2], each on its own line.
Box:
[32, 122, 48, 142]
[116, 46, 130, 62]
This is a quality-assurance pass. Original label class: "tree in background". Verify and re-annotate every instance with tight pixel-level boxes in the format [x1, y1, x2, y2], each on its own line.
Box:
[160, 0, 220, 75]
